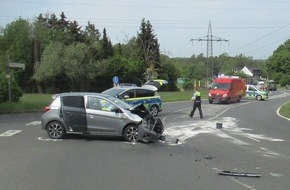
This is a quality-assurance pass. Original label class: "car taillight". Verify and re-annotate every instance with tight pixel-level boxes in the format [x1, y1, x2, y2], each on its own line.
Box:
[44, 106, 50, 112]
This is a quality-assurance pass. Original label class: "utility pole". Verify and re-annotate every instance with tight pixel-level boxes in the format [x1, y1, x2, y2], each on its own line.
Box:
[190, 21, 228, 85]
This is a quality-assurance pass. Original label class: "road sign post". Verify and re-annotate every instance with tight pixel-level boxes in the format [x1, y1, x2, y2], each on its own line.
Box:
[112, 76, 119, 87]
[7, 62, 25, 102]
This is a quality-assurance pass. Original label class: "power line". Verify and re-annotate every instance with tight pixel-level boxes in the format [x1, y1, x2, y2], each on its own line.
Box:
[230, 23, 290, 54]
[190, 21, 228, 79]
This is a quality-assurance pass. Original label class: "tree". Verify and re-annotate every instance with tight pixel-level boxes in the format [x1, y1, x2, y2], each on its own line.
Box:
[267, 39, 290, 78]
[100, 28, 114, 59]
[159, 55, 179, 91]
[137, 19, 161, 81]
[63, 43, 97, 91]
[1, 18, 33, 92]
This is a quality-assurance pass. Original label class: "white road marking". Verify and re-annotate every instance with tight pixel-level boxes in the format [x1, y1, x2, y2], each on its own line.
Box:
[0, 130, 22, 137]
[37, 137, 63, 142]
[26, 121, 41, 126]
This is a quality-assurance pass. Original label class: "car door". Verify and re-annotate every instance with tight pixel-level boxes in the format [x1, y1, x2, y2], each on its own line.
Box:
[61, 95, 87, 132]
[246, 86, 257, 99]
[85, 96, 125, 135]
[142, 79, 168, 91]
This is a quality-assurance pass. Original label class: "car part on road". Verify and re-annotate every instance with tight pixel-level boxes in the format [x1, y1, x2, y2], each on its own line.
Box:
[218, 170, 262, 177]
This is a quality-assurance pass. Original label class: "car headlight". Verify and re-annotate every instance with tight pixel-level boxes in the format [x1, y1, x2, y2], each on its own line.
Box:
[222, 94, 228, 97]
[123, 111, 142, 122]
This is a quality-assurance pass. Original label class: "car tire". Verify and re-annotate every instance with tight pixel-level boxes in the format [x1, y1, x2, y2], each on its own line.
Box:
[256, 95, 262, 101]
[123, 125, 138, 142]
[226, 98, 230, 104]
[209, 99, 213, 104]
[150, 105, 159, 117]
[46, 121, 66, 139]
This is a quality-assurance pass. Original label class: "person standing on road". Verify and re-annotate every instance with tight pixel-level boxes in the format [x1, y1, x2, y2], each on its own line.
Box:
[189, 87, 203, 119]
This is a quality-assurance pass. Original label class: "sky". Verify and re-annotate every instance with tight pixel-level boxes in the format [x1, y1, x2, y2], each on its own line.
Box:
[1, 0, 290, 60]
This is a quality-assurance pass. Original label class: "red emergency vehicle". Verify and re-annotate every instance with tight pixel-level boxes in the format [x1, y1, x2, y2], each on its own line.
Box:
[208, 76, 246, 104]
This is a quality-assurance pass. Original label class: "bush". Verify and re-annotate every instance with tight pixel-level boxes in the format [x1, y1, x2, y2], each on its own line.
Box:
[280, 74, 290, 86]
[0, 72, 23, 103]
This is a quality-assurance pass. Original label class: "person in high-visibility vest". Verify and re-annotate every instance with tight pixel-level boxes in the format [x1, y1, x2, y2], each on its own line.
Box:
[189, 87, 203, 119]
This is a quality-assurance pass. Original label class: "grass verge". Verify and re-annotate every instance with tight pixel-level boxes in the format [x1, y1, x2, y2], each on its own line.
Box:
[279, 101, 290, 119]
[0, 94, 52, 114]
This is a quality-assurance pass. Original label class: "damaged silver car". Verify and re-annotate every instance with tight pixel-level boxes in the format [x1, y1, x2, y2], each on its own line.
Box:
[41, 92, 164, 143]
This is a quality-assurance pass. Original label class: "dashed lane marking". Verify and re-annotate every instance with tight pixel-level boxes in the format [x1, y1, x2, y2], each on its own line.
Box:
[37, 137, 63, 142]
[0, 130, 22, 137]
[26, 121, 41, 126]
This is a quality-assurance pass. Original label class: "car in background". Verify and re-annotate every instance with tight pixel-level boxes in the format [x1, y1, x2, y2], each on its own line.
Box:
[257, 81, 265, 90]
[208, 77, 245, 104]
[41, 92, 164, 142]
[102, 79, 167, 117]
[266, 80, 277, 91]
[118, 83, 138, 87]
[245, 84, 269, 101]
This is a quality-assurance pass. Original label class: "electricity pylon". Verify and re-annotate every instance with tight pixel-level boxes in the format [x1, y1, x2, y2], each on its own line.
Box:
[190, 21, 229, 81]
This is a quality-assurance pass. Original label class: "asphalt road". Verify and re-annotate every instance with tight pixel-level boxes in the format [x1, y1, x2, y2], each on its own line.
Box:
[0, 90, 289, 190]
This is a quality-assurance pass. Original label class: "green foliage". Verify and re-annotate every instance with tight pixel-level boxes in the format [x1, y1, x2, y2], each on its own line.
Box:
[1, 18, 33, 92]
[137, 19, 161, 81]
[33, 41, 65, 82]
[267, 40, 290, 77]
[0, 71, 23, 103]
[159, 55, 179, 91]
[0, 93, 51, 113]
[279, 101, 290, 119]
[279, 74, 290, 86]
[1, 11, 290, 95]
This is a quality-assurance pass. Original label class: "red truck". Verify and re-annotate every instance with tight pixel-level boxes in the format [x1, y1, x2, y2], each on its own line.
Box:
[208, 77, 245, 104]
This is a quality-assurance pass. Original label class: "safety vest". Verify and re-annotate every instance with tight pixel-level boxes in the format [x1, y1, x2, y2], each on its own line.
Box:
[195, 91, 201, 102]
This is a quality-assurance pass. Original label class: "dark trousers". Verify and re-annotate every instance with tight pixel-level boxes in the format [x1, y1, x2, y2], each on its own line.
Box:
[190, 102, 203, 118]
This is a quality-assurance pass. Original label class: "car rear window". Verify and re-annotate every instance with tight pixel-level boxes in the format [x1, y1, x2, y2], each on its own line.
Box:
[62, 96, 84, 108]
[102, 88, 126, 96]
[136, 89, 155, 97]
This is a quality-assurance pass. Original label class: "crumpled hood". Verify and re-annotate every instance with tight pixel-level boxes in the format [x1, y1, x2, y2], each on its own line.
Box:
[129, 103, 150, 118]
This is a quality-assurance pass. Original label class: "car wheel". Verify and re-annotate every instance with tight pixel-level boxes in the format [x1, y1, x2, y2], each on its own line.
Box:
[47, 121, 66, 139]
[150, 105, 159, 117]
[209, 99, 213, 104]
[226, 98, 230, 104]
[123, 125, 138, 142]
[256, 95, 262, 101]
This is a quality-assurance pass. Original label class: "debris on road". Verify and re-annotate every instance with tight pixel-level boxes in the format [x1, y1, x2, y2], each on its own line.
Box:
[218, 170, 262, 177]
[203, 154, 214, 160]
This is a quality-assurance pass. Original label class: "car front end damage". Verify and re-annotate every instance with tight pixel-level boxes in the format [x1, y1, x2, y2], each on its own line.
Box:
[129, 103, 165, 143]
[137, 116, 164, 143]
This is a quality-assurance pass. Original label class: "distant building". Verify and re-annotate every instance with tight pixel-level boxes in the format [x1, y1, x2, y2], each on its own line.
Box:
[240, 66, 263, 84]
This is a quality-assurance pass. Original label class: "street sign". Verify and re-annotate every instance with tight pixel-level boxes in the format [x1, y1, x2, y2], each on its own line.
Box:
[112, 76, 119, 84]
[8, 63, 25, 70]
[6, 62, 25, 102]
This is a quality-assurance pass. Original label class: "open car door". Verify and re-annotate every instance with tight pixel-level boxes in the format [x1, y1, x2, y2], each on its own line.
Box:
[142, 79, 168, 91]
